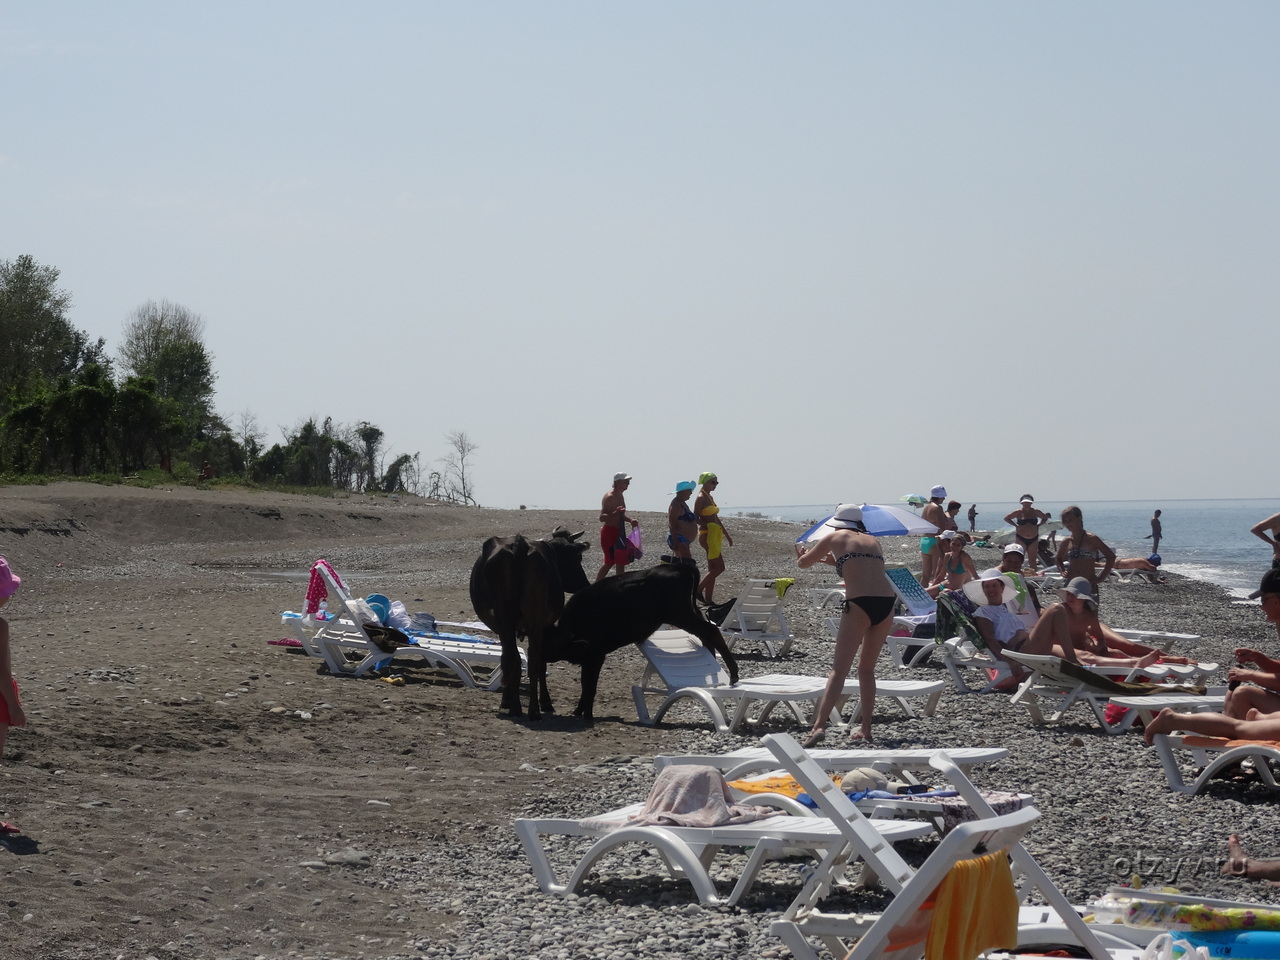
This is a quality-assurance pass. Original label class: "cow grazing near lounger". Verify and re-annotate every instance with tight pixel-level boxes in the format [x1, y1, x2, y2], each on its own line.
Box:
[544, 563, 740, 720]
[469, 527, 591, 719]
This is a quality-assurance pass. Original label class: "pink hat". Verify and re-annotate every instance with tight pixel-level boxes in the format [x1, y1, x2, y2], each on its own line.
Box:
[0, 558, 21, 599]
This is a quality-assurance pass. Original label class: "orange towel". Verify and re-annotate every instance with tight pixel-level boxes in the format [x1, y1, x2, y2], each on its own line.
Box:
[924, 852, 1018, 960]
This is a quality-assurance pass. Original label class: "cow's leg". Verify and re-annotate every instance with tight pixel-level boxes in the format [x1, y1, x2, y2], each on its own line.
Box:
[573, 656, 606, 720]
[499, 631, 524, 715]
[527, 631, 549, 719]
[671, 613, 740, 685]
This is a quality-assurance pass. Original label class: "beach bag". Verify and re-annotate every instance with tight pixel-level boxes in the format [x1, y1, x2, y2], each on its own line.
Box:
[387, 600, 412, 631]
[626, 525, 643, 561]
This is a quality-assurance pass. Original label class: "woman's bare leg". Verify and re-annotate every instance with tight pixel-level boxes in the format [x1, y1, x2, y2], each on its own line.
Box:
[852, 615, 895, 741]
[805, 605, 870, 747]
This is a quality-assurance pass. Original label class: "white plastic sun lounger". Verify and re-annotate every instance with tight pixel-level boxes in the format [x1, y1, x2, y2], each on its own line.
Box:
[1002, 651, 1214, 733]
[632, 629, 943, 733]
[720, 578, 796, 658]
[760, 733, 1128, 960]
[514, 784, 932, 905]
[288, 562, 520, 688]
[1150, 732, 1280, 795]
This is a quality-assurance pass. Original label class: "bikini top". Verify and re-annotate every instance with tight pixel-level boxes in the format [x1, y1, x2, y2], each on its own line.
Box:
[1013, 514, 1043, 527]
[1066, 537, 1103, 561]
[834, 551, 881, 579]
[675, 506, 695, 523]
[945, 554, 967, 574]
[699, 503, 719, 517]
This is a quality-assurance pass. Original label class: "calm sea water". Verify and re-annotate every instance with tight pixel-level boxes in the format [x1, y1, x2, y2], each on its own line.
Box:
[730, 499, 1280, 599]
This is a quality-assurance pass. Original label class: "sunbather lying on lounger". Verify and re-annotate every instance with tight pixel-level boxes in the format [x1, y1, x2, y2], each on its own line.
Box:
[1028, 578, 1165, 670]
[1143, 705, 1280, 746]
[1224, 569, 1280, 718]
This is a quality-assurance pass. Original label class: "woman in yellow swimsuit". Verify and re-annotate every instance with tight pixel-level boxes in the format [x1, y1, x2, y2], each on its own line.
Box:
[695, 472, 733, 603]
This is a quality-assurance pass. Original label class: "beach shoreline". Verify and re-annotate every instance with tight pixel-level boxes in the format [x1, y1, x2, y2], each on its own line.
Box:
[1, 482, 1276, 959]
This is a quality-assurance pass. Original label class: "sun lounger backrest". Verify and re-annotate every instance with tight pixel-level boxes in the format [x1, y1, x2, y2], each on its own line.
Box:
[762, 733, 915, 893]
[641, 630, 731, 689]
[884, 566, 936, 619]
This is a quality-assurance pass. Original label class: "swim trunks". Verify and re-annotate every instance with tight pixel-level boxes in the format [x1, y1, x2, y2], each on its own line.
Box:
[0, 679, 20, 725]
[600, 525, 630, 566]
[920, 536, 938, 555]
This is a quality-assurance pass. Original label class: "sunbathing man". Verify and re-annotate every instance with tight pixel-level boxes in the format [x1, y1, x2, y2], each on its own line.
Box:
[964, 574, 1037, 685]
[1224, 569, 1280, 718]
[1112, 555, 1167, 584]
[988, 543, 1041, 625]
[1026, 578, 1164, 670]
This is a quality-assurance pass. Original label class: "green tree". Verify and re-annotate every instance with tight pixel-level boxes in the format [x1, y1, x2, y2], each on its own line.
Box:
[0, 255, 108, 417]
[118, 300, 216, 442]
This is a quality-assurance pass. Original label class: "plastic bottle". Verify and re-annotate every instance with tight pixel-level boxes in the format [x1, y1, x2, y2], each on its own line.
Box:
[319, 600, 329, 620]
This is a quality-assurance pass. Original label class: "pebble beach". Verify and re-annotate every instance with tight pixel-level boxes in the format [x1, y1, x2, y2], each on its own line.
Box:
[1, 482, 1277, 960]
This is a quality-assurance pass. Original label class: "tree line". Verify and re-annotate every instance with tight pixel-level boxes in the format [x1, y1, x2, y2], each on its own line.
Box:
[0, 254, 476, 502]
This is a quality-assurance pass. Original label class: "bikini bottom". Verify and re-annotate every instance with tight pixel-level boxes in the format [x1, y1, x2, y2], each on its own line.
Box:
[842, 595, 896, 626]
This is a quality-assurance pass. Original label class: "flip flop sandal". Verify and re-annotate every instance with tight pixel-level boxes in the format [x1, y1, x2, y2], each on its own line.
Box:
[0, 822, 20, 835]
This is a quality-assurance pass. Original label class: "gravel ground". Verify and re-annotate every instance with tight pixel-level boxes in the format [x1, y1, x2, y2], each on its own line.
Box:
[2, 483, 1277, 959]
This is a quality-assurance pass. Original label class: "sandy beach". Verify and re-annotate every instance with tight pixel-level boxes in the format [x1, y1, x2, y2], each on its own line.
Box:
[1, 482, 1277, 960]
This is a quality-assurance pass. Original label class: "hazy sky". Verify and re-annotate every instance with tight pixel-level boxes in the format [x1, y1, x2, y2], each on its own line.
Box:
[4, 3, 1276, 512]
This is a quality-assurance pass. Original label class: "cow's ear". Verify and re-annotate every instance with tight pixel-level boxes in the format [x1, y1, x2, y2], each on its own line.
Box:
[570, 530, 584, 542]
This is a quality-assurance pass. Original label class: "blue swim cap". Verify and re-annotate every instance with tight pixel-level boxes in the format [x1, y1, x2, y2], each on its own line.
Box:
[1148, 554, 1162, 566]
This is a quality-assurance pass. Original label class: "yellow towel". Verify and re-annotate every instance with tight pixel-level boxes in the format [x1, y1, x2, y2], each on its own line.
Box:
[726, 773, 841, 797]
[923, 851, 1018, 960]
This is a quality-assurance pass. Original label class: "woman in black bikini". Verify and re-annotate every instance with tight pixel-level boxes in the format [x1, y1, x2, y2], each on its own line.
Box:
[1003, 494, 1051, 573]
[794, 504, 895, 745]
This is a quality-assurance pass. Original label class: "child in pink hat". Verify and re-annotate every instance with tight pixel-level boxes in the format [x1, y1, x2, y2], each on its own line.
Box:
[0, 557, 27, 772]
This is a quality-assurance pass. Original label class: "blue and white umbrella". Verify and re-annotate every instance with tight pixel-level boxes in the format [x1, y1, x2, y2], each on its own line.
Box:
[796, 503, 939, 543]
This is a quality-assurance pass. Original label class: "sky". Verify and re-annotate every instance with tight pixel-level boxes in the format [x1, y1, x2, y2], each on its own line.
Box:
[3, 2, 1277, 512]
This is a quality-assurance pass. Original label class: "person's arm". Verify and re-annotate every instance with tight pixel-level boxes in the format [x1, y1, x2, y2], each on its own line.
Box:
[796, 535, 835, 569]
[1227, 666, 1280, 691]
[1003, 511, 1019, 525]
[1236, 647, 1280, 672]
[1251, 513, 1280, 555]
[1055, 538, 1069, 574]
[1095, 536, 1117, 582]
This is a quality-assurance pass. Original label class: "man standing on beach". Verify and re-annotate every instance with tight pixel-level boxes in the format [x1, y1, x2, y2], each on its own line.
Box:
[920, 485, 947, 586]
[1251, 511, 1280, 568]
[1143, 509, 1162, 553]
[967, 503, 978, 532]
[596, 472, 638, 581]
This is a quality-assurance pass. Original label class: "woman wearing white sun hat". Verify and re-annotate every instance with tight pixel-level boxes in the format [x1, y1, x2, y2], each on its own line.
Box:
[794, 504, 895, 746]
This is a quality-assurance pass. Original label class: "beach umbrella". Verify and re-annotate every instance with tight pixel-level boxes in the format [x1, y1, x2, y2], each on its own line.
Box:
[899, 494, 927, 508]
[797, 504, 940, 543]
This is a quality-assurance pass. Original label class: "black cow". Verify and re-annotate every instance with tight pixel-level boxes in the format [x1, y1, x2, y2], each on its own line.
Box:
[544, 563, 739, 720]
[469, 527, 591, 719]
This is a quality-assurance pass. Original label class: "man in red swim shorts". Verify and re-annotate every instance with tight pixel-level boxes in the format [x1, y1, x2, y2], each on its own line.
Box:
[596, 472, 639, 581]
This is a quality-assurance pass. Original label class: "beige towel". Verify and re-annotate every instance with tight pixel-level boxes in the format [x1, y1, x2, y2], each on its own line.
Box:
[626, 766, 779, 827]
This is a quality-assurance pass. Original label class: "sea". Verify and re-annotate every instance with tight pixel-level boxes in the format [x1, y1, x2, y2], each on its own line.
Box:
[728, 499, 1280, 600]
